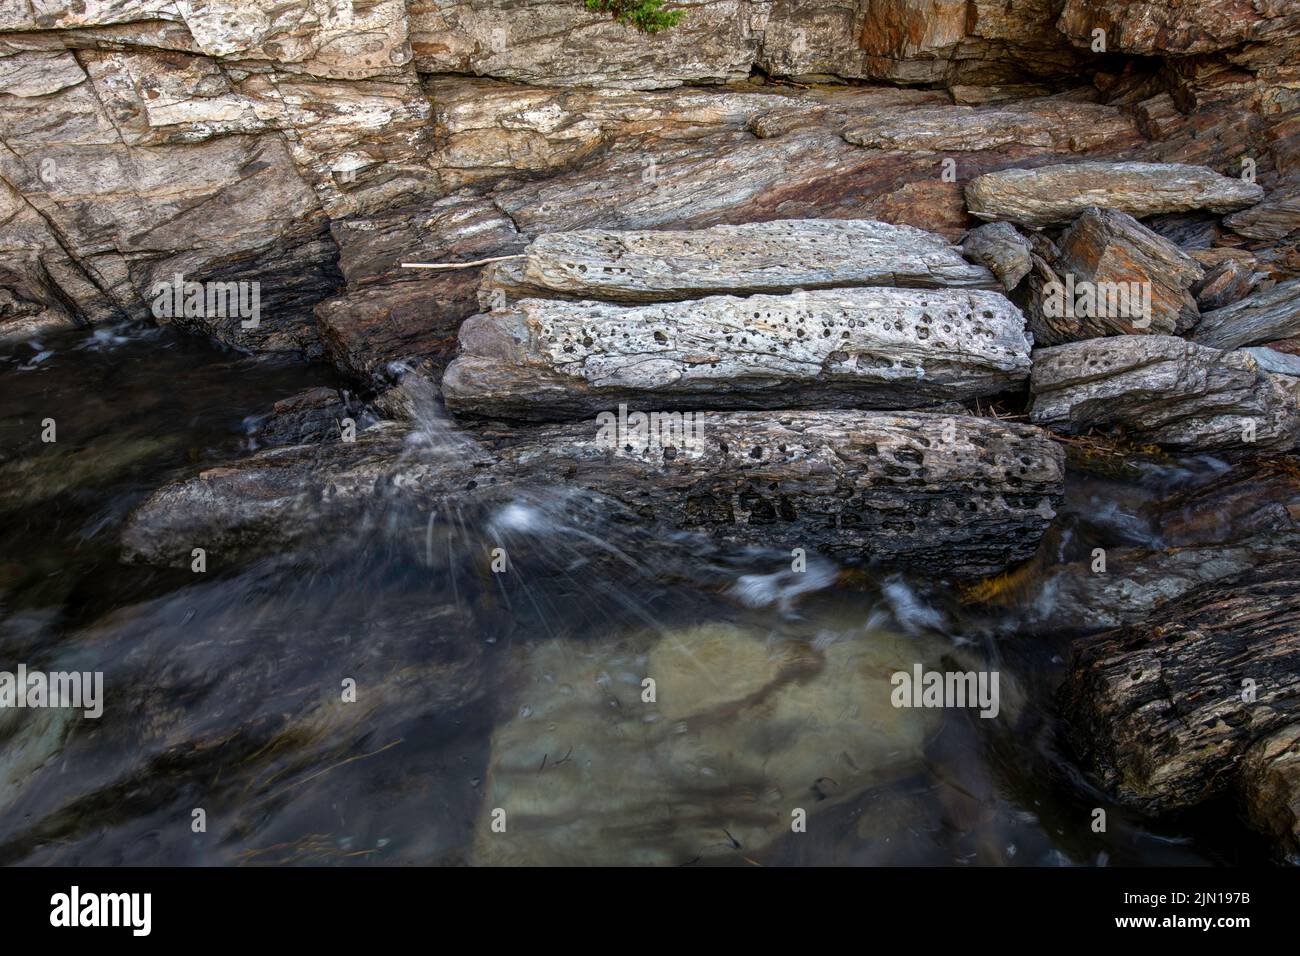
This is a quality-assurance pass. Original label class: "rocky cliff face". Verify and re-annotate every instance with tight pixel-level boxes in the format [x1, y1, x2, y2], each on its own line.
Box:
[8, 0, 1300, 863]
[5, 0, 1297, 367]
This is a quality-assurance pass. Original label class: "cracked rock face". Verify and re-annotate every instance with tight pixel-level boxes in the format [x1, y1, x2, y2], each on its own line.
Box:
[1062, 558, 1300, 817]
[443, 287, 1032, 419]
[121, 411, 1065, 579]
[966, 162, 1265, 227]
[1029, 335, 1300, 452]
[1191, 277, 1300, 351]
[410, 0, 766, 89]
[1026, 207, 1204, 344]
[1057, 0, 1300, 69]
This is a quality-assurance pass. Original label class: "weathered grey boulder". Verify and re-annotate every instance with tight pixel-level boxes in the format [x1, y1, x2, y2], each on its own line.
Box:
[966, 162, 1264, 227]
[442, 288, 1032, 420]
[1025, 207, 1202, 344]
[508, 219, 997, 303]
[961, 222, 1032, 292]
[122, 412, 1065, 579]
[1224, 185, 1300, 242]
[1029, 335, 1300, 452]
[1063, 558, 1300, 817]
[1191, 278, 1300, 351]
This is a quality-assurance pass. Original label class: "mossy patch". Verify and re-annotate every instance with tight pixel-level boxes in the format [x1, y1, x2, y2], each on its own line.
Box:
[585, 0, 685, 33]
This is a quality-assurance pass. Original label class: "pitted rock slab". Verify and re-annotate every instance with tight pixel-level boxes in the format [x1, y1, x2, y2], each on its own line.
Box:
[515, 219, 998, 302]
[121, 412, 1065, 580]
[443, 287, 1032, 420]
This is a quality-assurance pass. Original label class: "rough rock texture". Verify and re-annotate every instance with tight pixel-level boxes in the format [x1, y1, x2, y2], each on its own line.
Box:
[1026, 207, 1203, 343]
[1063, 559, 1300, 818]
[315, 76, 1152, 380]
[840, 100, 1134, 152]
[409, 0, 767, 88]
[1244, 346, 1300, 377]
[1224, 183, 1300, 242]
[1192, 277, 1300, 350]
[763, 0, 1095, 86]
[408, 0, 1096, 90]
[1240, 724, 1300, 861]
[961, 222, 1031, 291]
[1192, 257, 1263, 311]
[1057, 1, 1300, 70]
[1009, 461, 1300, 632]
[0, 3, 435, 352]
[508, 219, 998, 303]
[966, 162, 1265, 227]
[442, 287, 1032, 420]
[121, 412, 1065, 579]
[1029, 335, 1300, 452]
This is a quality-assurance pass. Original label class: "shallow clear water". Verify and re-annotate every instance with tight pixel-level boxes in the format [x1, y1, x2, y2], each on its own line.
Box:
[0, 326, 1271, 866]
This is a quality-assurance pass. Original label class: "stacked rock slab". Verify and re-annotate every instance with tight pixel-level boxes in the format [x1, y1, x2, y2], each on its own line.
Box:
[445, 219, 1031, 419]
[431, 218, 1063, 576]
[443, 288, 1033, 419]
[504, 219, 1000, 301]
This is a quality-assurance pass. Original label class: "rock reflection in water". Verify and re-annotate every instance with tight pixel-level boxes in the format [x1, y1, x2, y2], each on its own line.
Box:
[475, 618, 945, 866]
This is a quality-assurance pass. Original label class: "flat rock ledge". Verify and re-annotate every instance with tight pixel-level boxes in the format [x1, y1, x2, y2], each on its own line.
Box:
[966, 162, 1264, 227]
[504, 219, 998, 302]
[1191, 277, 1300, 351]
[443, 288, 1032, 421]
[121, 412, 1065, 580]
[1062, 558, 1300, 853]
[1029, 335, 1300, 452]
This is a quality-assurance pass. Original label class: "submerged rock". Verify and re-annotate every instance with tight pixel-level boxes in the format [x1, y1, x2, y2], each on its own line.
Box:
[122, 412, 1065, 579]
[965, 162, 1264, 227]
[1029, 335, 1300, 452]
[443, 288, 1032, 420]
[472, 620, 943, 865]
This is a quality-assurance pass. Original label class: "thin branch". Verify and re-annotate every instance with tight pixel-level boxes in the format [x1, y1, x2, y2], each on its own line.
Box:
[400, 254, 526, 270]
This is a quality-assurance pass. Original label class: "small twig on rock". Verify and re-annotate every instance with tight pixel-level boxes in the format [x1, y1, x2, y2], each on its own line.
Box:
[400, 254, 526, 270]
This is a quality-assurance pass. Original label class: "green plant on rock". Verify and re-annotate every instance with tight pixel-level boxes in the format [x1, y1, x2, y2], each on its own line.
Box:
[585, 0, 685, 34]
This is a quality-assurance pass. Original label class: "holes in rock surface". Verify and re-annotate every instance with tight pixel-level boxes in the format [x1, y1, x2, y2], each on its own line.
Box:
[749, 446, 764, 459]
[654, 330, 668, 344]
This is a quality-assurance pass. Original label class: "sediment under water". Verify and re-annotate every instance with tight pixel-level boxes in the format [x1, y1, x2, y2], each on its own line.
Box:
[0, 326, 1271, 865]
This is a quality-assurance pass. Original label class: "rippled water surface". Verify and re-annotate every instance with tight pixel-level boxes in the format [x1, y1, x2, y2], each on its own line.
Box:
[0, 327, 1271, 865]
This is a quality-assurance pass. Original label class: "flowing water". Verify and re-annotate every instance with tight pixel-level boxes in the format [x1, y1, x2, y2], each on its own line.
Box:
[0, 326, 1271, 866]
